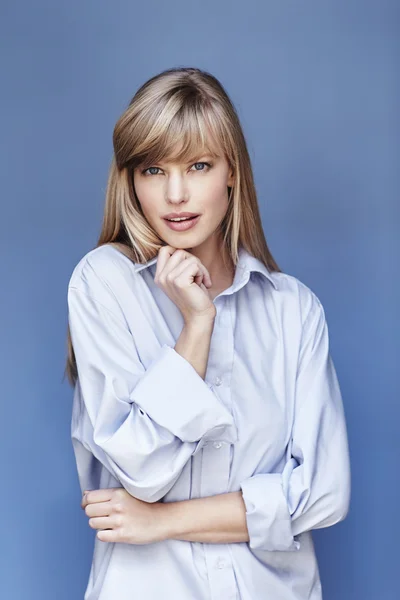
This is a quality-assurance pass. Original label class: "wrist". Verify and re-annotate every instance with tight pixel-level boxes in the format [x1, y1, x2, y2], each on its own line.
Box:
[184, 315, 215, 332]
[155, 501, 180, 541]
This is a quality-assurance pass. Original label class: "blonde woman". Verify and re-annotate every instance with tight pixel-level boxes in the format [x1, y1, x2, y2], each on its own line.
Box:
[65, 67, 351, 600]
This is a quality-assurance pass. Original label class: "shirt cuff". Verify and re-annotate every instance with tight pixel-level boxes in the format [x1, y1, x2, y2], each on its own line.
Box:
[131, 344, 238, 444]
[240, 473, 300, 551]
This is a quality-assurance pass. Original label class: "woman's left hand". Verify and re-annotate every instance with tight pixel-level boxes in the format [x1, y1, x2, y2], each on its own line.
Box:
[81, 487, 168, 544]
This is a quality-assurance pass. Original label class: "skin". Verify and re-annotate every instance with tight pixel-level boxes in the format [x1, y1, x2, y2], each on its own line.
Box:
[153, 245, 217, 323]
[82, 145, 250, 544]
[81, 488, 249, 545]
[133, 147, 236, 300]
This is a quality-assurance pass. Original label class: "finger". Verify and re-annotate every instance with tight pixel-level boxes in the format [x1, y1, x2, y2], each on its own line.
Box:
[156, 246, 187, 280]
[81, 489, 91, 509]
[167, 254, 198, 278]
[175, 259, 211, 288]
[165, 252, 211, 287]
[96, 529, 119, 543]
[155, 245, 177, 280]
[85, 500, 112, 518]
[82, 488, 114, 509]
[88, 516, 113, 531]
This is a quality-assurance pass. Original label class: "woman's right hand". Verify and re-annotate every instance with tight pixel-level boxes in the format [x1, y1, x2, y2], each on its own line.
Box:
[154, 246, 217, 324]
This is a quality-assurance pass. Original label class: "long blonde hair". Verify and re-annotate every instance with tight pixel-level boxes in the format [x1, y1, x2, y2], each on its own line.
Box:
[64, 66, 281, 386]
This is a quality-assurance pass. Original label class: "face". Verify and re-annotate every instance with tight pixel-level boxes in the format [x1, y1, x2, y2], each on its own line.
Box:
[132, 150, 234, 250]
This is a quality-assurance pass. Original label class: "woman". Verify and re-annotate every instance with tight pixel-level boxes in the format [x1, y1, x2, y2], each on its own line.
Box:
[66, 66, 351, 600]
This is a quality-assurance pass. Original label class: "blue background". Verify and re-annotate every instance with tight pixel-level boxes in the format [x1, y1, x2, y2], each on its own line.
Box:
[1, 1, 398, 598]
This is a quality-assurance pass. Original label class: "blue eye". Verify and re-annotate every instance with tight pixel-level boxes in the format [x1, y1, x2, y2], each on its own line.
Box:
[141, 161, 212, 176]
[191, 162, 212, 171]
[142, 166, 161, 176]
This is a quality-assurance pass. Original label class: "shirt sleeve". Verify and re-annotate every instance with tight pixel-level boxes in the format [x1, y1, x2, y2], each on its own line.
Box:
[239, 292, 351, 552]
[67, 266, 238, 503]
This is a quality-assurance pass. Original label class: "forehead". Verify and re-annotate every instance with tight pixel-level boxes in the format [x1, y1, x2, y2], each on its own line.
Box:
[134, 114, 228, 169]
[137, 142, 223, 169]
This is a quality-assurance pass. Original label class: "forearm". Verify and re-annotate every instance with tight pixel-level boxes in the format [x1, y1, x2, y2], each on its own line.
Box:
[174, 318, 215, 379]
[159, 491, 250, 544]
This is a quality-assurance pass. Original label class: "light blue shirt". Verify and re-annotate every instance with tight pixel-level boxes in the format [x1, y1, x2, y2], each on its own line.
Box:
[68, 243, 351, 600]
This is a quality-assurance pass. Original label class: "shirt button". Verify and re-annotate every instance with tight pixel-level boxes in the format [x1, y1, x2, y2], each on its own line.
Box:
[216, 559, 227, 569]
[214, 376, 222, 386]
[213, 442, 223, 449]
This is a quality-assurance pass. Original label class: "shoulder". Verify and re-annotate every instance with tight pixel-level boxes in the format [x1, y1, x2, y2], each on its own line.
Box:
[67, 244, 145, 314]
[271, 270, 324, 327]
[68, 244, 141, 290]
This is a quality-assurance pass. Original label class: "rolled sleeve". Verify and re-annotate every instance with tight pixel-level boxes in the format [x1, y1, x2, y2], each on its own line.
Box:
[131, 343, 238, 443]
[240, 469, 300, 551]
[240, 292, 351, 552]
[68, 270, 237, 503]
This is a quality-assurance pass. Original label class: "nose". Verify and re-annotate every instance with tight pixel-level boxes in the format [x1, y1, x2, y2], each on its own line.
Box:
[165, 171, 189, 204]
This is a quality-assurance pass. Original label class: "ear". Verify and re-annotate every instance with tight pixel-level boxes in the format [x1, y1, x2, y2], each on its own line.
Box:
[227, 166, 235, 187]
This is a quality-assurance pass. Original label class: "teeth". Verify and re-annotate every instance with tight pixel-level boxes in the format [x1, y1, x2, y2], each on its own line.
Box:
[168, 216, 194, 221]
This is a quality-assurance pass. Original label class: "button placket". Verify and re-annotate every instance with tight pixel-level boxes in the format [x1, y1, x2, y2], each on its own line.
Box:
[201, 295, 238, 600]
[203, 544, 237, 600]
[216, 558, 227, 569]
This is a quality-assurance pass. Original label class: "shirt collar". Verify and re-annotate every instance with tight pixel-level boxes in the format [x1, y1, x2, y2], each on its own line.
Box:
[134, 246, 278, 291]
[236, 246, 278, 290]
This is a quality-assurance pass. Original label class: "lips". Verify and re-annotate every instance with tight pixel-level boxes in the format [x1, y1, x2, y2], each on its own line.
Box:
[163, 212, 200, 220]
[163, 214, 201, 231]
[164, 216, 197, 221]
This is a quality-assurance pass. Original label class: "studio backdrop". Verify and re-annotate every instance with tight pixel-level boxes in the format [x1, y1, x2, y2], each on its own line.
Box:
[0, 1, 398, 599]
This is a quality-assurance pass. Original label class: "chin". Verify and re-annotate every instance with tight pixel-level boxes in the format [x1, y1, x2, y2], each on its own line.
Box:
[163, 234, 199, 250]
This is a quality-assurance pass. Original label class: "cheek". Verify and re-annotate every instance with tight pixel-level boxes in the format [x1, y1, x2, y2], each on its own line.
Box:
[133, 180, 154, 213]
[200, 179, 229, 214]
[132, 176, 145, 203]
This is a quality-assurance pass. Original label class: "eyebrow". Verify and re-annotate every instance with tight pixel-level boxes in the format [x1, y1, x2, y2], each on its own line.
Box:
[153, 152, 219, 166]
